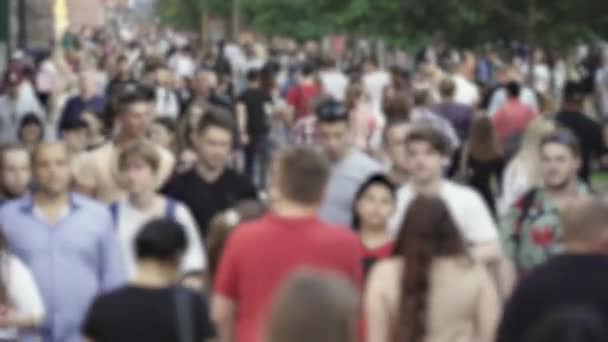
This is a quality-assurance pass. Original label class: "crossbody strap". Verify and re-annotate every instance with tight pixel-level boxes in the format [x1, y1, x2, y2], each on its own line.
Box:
[175, 287, 195, 342]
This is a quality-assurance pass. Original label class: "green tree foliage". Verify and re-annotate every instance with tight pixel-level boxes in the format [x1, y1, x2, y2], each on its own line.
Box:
[157, 0, 608, 49]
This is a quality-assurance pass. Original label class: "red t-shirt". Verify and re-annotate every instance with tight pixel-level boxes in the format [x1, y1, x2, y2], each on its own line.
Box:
[359, 241, 395, 277]
[214, 213, 363, 342]
[492, 99, 537, 145]
[287, 83, 320, 119]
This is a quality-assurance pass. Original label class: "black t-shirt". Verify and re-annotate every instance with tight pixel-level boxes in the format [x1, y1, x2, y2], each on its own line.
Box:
[497, 254, 608, 342]
[237, 88, 272, 140]
[83, 286, 215, 342]
[162, 168, 258, 237]
[555, 111, 606, 182]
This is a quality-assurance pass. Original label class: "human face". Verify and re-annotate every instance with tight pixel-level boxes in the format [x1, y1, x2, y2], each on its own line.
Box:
[194, 126, 233, 172]
[149, 123, 174, 150]
[1, 150, 31, 197]
[63, 129, 88, 154]
[540, 143, 580, 190]
[33, 144, 71, 196]
[193, 72, 210, 96]
[121, 157, 156, 196]
[406, 141, 444, 185]
[356, 183, 395, 231]
[385, 123, 411, 174]
[317, 121, 350, 161]
[20, 124, 43, 146]
[120, 102, 152, 139]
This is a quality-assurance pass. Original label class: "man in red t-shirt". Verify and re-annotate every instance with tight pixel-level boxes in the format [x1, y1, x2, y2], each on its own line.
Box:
[492, 81, 537, 147]
[287, 63, 320, 119]
[212, 146, 362, 342]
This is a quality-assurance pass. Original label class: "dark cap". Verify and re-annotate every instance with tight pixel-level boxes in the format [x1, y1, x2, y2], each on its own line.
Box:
[315, 99, 348, 123]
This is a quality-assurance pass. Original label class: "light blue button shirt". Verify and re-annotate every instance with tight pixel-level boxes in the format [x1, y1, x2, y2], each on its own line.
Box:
[0, 193, 125, 342]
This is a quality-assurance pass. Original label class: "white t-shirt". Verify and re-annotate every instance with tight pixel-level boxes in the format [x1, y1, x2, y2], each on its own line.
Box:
[112, 198, 207, 280]
[363, 70, 390, 114]
[155, 87, 180, 119]
[388, 181, 498, 244]
[452, 75, 480, 107]
[0, 254, 45, 340]
[319, 70, 349, 101]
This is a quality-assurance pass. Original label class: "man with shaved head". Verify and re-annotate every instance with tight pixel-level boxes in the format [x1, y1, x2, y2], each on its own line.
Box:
[498, 196, 608, 342]
[0, 142, 124, 342]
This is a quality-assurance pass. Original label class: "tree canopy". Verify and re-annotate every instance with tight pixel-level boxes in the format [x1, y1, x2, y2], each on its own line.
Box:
[156, 0, 608, 49]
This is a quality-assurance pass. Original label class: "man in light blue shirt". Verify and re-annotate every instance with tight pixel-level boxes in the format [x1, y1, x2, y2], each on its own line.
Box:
[0, 142, 124, 342]
[315, 99, 382, 227]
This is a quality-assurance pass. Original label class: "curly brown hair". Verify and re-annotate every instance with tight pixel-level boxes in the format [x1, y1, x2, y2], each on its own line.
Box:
[392, 195, 467, 342]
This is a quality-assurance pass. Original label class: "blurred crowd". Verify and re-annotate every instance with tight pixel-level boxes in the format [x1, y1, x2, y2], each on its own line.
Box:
[0, 17, 607, 342]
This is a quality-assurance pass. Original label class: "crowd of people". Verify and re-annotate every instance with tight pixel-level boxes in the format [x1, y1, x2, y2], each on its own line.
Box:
[1, 17, 608, 342]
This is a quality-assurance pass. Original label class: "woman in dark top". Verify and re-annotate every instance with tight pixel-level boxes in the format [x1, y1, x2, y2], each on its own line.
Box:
[83, 219, 215, 342]
[352, 174, 396, 277]
[459, 115, 505, 216]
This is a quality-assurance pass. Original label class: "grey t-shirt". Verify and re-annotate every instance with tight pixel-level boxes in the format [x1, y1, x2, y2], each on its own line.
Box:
[320, 150, 382, 228]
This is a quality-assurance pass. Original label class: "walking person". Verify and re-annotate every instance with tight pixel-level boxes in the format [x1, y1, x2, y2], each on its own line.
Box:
[0, 142, 124, 342]
[83, 219, 215, 342]
[366, 195, 500, 342]
[212, 146, 362, 342]
[163, 110, 258, 238]
[352, 174, 396, 277]
[112, 139, 206, 282]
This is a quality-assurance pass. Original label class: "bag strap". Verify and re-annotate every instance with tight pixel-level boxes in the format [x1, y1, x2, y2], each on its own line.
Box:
[109, 202, 120, 227]
[457, 143, 470, 180]
[512, 188, 538, 258]
[174, 287, 195, 342]
[165, 198, 177, 219]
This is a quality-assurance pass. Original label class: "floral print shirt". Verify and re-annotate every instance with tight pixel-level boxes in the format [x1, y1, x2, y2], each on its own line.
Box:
[500, 183, 589, 272]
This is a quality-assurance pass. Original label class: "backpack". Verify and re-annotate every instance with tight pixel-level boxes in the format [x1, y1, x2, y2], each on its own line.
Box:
[110, 198, 178, 226]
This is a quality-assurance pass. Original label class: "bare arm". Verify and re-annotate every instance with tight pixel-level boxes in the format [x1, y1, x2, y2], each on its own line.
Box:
[470, 241, 516, 301]
[211, 294, 237, 342]
[364, 262, 393, 342]
[236, 102, 248, 145]
[474, 266, 501, 342]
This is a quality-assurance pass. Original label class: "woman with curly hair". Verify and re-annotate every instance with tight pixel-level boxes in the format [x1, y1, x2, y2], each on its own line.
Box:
[365, 195, 499, 342]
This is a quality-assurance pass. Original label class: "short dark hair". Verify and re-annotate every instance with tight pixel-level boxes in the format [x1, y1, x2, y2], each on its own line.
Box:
[115, 83, 150, 115]
[60, 118, 88, 133]
[405, 127, 451, 156]
[301, 63, 315, 77]
[246, 69, 261, 82]
[276, 146, 330, 204]
[196, 109, 236, 135]
[506, 81, 521, 98]
[153, 117, 177, 134]
[135, 218, 187, 261]
[352, 174, 396, 230]
[315, 99, 348, 123]
[438, 78, 456, 99]
[540, 128, 581, 157]
[563, 81, 584, 104]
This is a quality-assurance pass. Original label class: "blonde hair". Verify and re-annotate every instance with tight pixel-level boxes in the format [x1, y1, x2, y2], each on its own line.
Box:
[118, 139, 160, 172]
[513, 117, 557, 185]
[266, 270, 359, 342]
